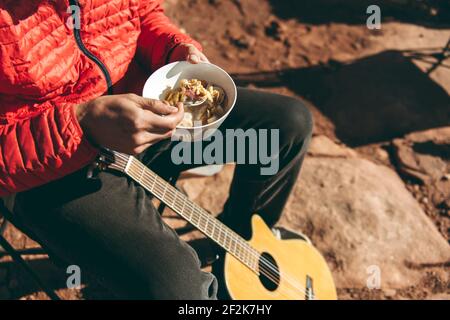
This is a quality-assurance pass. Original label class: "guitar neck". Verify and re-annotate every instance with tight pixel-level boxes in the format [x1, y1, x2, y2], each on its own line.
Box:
[124, 156, 260, 273]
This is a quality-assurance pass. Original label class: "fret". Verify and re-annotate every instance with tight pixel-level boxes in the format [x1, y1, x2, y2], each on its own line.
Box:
[249, 249, 257, 271]
[109, 152, 261, 273]
[222, 228, 228, 249]
[194, 209, 202, 227]
[205, 220, 211, 239]
[243, 245, 249, 267]
[225, 232, 231, 252]
[124, 156, 132, 174]
[151, 175, 162, 196]
[161, 180, 168, 200]
[248, 254, 255, 271]
[149, 172, 157, 193]
[251, 254, 258, 271]
[223, 233, 229, 251]
[170, 189, 178, 208]
[189, 206, 197, 225]
[224, 232, 230, 250]
[141, 169, 156, 194]
[202, 213, 209, 234]
[237, 243, 245, 264]
[217, 224, 223, 247]
[230, 237, 237, 256]
[195, 210, 202, 230]
[223, 231, 230, 251]
[163, 186, 173, 205]
[138, 164, 145, 184]
[234, 243, 242, 262]
[209, 220, 216, 243]
[186, 203, 193, 221]
[245, 248, 252, 269]
[180, 197, 186, 218]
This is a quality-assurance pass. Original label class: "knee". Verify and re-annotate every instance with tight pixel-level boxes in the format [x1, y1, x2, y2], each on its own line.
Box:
[275, 97, 313, 148]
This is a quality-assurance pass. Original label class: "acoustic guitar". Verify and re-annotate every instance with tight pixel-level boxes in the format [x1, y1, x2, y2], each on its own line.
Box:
[97, 149, 337, 300]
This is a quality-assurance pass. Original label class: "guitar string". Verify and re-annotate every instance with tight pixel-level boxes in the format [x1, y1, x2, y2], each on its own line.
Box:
[107, 153, 312, 299]
[105, 153, 312, 299]
[131, 163, 310, 300]
[106, 154, 310, 300]
[106, 153, 310, 299]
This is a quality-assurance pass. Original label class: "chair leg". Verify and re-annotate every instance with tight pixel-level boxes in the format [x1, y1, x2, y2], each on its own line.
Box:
[157, 172, 181, 214]
[0, 221, 61, 300]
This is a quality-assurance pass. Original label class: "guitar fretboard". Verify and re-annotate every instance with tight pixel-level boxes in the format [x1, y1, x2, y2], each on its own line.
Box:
[124, 156, 260, 273]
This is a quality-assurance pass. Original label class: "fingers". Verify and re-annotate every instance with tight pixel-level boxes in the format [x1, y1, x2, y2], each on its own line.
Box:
[123, 94, 183, 132]
[187, 54, 200, 64]
[188, 52, 209, 64]
[145, 102, 184, 131]
[133, 95, 177, 115]
[197, 51, 210, 63]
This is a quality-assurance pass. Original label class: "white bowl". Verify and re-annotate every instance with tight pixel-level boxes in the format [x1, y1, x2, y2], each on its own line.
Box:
[143, 61, 237, 142]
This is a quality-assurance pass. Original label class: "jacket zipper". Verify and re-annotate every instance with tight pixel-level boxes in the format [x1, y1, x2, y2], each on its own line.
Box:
[68, 0, 113, 95]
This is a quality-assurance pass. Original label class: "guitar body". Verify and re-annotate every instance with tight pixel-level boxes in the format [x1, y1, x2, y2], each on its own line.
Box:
[224, 215, 337, 300]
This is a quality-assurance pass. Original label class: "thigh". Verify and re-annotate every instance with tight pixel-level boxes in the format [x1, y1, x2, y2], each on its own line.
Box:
[12, 167, 216, 299]
[222, 87, 312, 141]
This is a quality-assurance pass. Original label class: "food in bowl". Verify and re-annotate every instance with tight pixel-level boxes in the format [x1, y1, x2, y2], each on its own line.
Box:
[143, 61, 237, 142]
[164, 78, 226, 127]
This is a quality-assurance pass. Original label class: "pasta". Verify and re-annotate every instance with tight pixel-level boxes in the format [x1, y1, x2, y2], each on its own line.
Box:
[164, 79, 226, 127]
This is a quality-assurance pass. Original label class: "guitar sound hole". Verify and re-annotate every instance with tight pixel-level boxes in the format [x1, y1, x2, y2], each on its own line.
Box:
[258, 252, 280, 291]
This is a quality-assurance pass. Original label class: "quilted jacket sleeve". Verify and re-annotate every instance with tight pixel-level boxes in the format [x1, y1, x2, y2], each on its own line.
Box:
[0, 100, 98, 196]
[137, 0, 202, 71]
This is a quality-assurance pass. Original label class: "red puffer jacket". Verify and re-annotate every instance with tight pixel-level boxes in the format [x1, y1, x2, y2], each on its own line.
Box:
[0, 0, 200, 196]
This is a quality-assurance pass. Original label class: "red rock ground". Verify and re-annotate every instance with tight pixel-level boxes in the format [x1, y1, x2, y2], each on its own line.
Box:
[0, 0, 449, 300]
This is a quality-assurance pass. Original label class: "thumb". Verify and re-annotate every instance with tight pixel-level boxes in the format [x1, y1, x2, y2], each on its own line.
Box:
[186, 44, 202, 64]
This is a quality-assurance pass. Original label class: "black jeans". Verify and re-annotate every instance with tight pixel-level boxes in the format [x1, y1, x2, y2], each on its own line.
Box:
[9, 87, 313, 299]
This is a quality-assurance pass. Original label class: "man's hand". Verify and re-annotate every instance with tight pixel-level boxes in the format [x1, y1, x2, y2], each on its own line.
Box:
[76, 94, 184, 155]
[169, 43, 209, 64]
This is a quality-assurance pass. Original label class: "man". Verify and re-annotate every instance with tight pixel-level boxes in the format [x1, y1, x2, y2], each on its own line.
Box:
[0, 0, 312, 299]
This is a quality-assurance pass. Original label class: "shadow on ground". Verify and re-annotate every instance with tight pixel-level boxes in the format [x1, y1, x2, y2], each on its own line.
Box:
[0, 221, 210, 300]
[269, 0, 450, 28]
[232, 49, 450, 146]
[0, 258, 115, 299]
